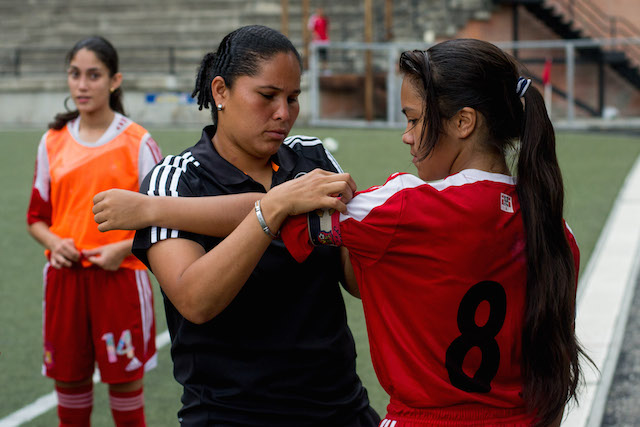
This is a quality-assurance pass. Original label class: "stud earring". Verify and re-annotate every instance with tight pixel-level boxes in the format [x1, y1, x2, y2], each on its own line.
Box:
[110, 87, 115, 93]
[216, 104, 224, 111]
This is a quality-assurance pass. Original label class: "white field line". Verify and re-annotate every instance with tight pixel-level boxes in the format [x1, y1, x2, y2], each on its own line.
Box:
[563, 153, 640, 426]
[0, 330, 170, 427]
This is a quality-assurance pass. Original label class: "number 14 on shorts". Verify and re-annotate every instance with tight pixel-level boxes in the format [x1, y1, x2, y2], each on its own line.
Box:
[102, 330, 135, 363]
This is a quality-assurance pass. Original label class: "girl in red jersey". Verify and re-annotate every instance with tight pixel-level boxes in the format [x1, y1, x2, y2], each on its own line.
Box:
[279, 39, 590, 426]
[27, 36, 160, 427]
[93, 38, 590, 426]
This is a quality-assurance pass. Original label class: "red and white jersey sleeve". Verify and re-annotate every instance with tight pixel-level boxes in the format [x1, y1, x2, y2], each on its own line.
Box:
[27, 132, 53, 226]
[283, 169, 580, 421]
[282, 172, 410, 264]
[138, 132, 162, 186]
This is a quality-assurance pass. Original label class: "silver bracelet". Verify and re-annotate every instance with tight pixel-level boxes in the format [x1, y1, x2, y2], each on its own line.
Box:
[254, 200, 279, 239]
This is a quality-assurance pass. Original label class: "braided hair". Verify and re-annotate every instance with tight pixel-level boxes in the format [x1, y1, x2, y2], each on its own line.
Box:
[49, 36, 125, 130]
[192, 25, 302, 125]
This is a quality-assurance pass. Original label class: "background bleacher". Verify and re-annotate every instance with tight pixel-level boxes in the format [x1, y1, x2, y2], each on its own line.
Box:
[0, 0, 496, 127]
[1, 0, 638, 127]
[0, 0, 493, 83]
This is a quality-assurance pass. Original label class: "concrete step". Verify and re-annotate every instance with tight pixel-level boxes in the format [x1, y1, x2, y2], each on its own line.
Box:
[1, 0, 496, 83]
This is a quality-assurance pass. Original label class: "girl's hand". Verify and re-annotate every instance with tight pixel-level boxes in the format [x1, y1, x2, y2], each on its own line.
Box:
[93, 189, 149, 232]
[49, 237, 80, 269]
[82, 240, 132, 271]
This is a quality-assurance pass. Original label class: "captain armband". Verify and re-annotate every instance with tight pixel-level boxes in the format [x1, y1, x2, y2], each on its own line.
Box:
[307, 208, 343, 247]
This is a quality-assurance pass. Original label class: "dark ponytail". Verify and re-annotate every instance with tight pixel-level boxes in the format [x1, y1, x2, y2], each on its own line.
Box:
[399, 39, 589, 425]
[517, 84, 585, 425]
[49, 36, 125, 130]
[49, 106, 79, 131]
[109, 87, 125, 117]
[191, 25, 302, 126]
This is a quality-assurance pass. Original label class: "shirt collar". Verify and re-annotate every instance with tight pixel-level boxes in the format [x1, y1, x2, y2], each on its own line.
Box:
[193, 125, 301, 187]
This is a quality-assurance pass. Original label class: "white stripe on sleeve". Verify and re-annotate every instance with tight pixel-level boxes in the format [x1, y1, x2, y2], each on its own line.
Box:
[33, 132, 51, 202]
[285, 135, 343, 172]
[324, 146, 343, 173]
[147, 156, 174, 196]
[135, 270, 154, 356]
[146, 152, 199, 243]
[341, 173, 424, 223]
[138, 133, 162, 186]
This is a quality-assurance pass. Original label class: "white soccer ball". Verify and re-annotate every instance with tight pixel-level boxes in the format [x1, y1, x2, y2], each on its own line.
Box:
[323, 137, 339, 153]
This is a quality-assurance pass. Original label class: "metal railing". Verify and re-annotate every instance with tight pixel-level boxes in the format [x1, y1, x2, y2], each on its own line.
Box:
[308, 38, 640, 128]
[0, 45, 208, 77]
[547, 0, 640, 66]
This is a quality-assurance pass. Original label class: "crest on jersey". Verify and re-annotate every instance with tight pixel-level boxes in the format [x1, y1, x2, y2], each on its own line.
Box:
[500, 193, 514, 213]
[44, 342, 55, 369]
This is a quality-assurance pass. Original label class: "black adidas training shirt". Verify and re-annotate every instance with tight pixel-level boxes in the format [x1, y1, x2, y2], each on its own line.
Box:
[133, 126, 370, 426]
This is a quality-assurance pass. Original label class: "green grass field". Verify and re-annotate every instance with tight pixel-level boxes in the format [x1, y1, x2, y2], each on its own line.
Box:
[0, 127, 638, 425]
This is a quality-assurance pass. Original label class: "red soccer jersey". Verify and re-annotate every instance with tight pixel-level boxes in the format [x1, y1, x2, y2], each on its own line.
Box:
[282, 169, 580, 423]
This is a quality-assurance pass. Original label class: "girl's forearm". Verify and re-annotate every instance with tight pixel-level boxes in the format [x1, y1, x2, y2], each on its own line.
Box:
[147, 193, 263, 237]
[27, 221, 59, 251]
[94, 189, 264, 236]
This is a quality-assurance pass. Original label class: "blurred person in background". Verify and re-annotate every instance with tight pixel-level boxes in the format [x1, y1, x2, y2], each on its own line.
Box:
[308, 7, 330, 74]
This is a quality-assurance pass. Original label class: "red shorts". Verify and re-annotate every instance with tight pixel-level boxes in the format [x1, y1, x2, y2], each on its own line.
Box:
[42, 263, 157, 384]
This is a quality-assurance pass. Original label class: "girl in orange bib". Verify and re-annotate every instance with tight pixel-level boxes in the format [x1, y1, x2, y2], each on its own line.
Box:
[27, 36, 161, 427]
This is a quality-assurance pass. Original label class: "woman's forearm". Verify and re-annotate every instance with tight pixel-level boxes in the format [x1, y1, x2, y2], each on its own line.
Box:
[146, 169, 356, 323]
[28, 221, 60, 251]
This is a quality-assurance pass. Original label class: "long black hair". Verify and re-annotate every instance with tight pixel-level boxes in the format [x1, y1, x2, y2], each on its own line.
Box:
[49, 36, 125, 130]
[191, 25, 302, 126]
[399, 38, 588, 425]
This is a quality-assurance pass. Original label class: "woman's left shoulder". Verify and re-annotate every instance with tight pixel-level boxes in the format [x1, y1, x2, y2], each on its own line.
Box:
[282, 134, 342, 173]
[283, 134, 324, 152]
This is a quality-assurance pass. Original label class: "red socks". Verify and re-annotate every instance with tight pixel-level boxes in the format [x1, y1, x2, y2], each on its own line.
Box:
[109, 387, 146, 427]
[55, 383, 145, 427]
[55, 383, 93, 427]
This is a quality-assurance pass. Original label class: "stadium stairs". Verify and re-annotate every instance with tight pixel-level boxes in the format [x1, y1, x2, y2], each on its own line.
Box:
[494, 0, 640, 116]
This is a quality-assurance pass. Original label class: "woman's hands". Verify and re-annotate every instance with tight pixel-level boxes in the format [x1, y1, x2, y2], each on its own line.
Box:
[92, 170, 356, 238]
[141, 169, 356, 324]
[259, 169, 357, 232]
[277, 169, 357, 216]
[93, 189, 150, 232]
